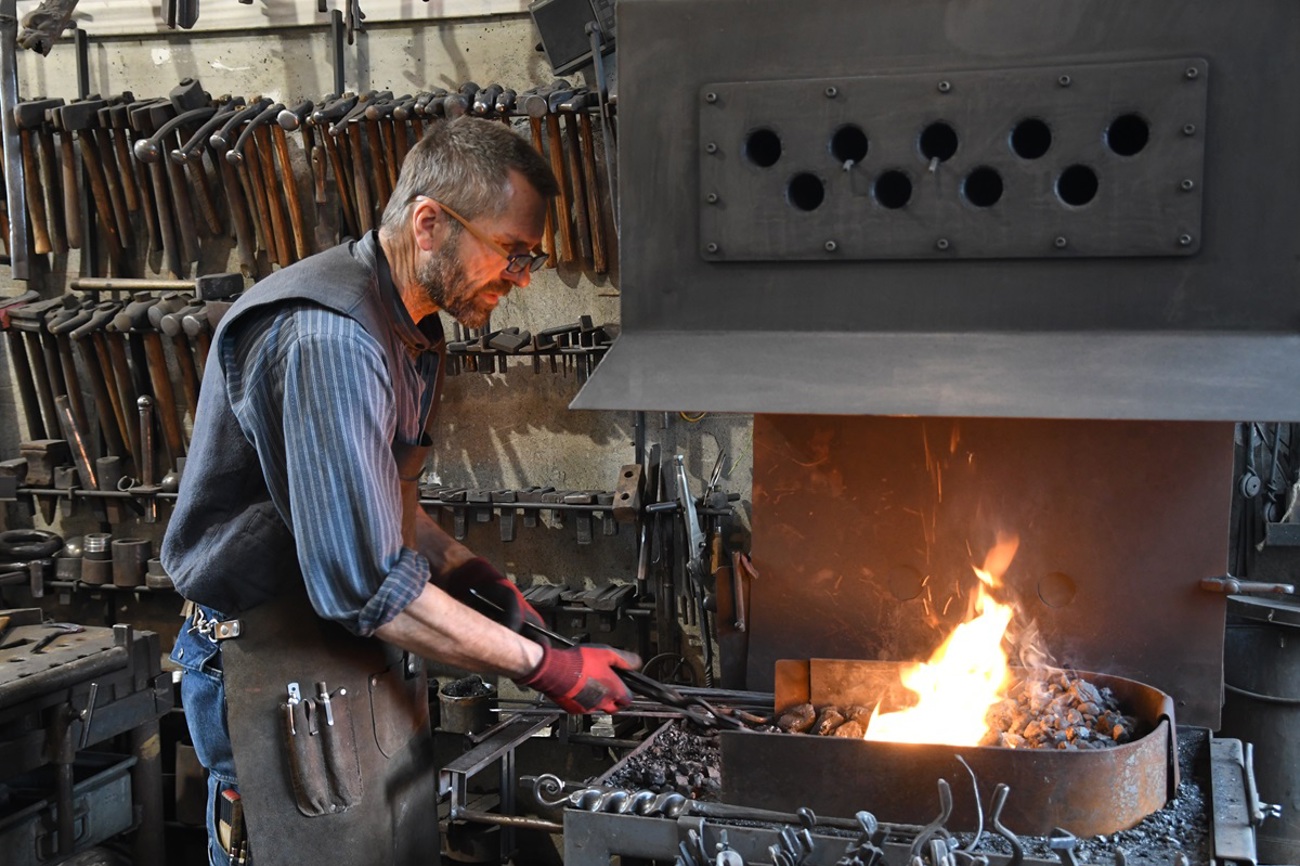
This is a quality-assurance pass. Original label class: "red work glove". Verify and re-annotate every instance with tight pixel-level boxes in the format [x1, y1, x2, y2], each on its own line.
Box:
[516, 644, 641, 714]
[444, 558, 548, 641]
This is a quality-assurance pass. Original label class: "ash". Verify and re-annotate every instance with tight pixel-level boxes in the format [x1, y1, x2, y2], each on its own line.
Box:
[960, 728, 1211, 866]
[603, 725, 723, 801]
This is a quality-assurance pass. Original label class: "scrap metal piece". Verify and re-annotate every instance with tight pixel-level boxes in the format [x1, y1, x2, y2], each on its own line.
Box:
[17, 0, 77, 55]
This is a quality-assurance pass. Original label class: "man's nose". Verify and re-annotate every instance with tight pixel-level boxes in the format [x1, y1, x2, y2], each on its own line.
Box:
[506, 266, 531, 288]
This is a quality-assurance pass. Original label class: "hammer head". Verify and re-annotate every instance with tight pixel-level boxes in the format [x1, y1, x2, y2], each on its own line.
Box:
[15, 98, 63, 129]
[518, 79, 573, 118]
[278, 99, 314, 130]
[169, 77, 208, 113]
[57, 99, 107, 132]
[194, 272, 244, 301]
[148, 101, 178, 129]
[546, 88, 579, 114]
[128, 99, 165, 134]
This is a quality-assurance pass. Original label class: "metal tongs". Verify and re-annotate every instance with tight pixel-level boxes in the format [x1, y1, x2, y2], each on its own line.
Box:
[470, 589, 745, 729]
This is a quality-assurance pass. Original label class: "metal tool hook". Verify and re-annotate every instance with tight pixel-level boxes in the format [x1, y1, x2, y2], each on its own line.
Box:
[909, 778, 956, 863]
[987, 783, 1023, 866]
[954, 755, 984, 851]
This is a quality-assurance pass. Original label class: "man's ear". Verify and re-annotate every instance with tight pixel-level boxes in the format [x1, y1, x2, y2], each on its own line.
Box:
[411, 198, 443, 252]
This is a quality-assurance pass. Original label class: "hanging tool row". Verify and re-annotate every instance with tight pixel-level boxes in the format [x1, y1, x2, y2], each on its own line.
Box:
[0, 280, 622, 527]
[419, 482, 633, 544]
[446, 316, 615, 378]
[0, 277, 240, 523]
[2, 76, 615, 282]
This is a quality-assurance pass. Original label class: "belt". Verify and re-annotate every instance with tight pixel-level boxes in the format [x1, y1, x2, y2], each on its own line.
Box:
[181, 599, 243, 641]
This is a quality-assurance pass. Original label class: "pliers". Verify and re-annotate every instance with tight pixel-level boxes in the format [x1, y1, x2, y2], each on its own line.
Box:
[470, 589, 745, 729]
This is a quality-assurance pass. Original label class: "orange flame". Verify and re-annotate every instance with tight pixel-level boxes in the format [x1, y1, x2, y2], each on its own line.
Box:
[863, 534, 1019, 746]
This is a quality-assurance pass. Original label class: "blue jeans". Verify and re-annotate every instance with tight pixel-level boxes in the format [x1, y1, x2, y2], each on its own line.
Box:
[172, 609, 242, 866]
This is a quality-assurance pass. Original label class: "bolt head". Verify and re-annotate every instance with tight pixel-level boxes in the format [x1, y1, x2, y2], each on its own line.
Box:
[705, 142, 718, 154]
[824, 86, 839, 98]
[824, 240, 838, 252]
[1180, 179, 1195, 191]
[937, 80, 951, 93]
[704, 92, 718, 104]
[935, 238, 950, 251]
[1054, 236, 1068, 249]
[1178, 234, 1194, 247]
[705, 242, 719, 254]
[1182, 123, 1197, 136]
[705, 192, 719, 204]
[1057, 74, 1072, 87]
[1185, 67, 1199, 79]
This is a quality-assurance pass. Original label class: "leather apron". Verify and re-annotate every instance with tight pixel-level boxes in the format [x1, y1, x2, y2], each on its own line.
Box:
[222, 350, 445, 866]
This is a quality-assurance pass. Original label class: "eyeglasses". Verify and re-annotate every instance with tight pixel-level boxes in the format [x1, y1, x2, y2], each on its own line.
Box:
[418, 196, 547, 275]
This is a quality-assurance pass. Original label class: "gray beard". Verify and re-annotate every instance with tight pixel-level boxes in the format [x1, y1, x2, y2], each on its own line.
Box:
[416, 238, 488, 329]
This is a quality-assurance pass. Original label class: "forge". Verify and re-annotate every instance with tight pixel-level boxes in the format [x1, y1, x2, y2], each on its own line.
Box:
[723, 660, 1178, 836]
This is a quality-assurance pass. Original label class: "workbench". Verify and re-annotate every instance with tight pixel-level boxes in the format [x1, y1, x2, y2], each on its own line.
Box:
[0, 607, 171, 863]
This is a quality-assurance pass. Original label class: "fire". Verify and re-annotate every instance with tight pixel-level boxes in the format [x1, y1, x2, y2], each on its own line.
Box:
[862, 534, 1019, 746]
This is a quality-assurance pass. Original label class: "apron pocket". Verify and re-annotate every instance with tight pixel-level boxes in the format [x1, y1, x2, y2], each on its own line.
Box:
[369, 663, 429, 758]
[282, 688, 364, 817]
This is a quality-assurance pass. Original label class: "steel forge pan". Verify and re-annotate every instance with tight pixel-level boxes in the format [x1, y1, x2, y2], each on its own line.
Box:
[720, 659, 1178, 837]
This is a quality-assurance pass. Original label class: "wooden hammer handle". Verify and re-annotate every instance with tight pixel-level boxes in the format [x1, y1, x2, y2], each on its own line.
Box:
[253, 125, 293, 265]
[19, 130, 52, 255]
[271, 125, 310, 260]
[579, 113, 608, 275]
[58, 135, 81, 249]
[36, 130, 66, 254]
[76, 133, 126, 273]
[544, 114, 575, 265]
[529, 117, 556, 267]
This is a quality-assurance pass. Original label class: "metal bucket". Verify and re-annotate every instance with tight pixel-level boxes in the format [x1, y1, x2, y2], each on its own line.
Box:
[438, 676, 496, 736]
[1221, 595, 1300, 865]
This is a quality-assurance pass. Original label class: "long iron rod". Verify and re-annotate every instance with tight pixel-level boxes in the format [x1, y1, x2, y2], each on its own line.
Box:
[1, 0, 29, 278]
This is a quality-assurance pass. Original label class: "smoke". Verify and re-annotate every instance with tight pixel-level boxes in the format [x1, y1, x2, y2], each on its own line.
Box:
[1008, 616, 1059, 672]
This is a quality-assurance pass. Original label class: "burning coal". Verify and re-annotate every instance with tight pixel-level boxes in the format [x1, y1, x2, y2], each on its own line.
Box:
[770, 533, 1142, 750]
[774, 667, 1140, 750]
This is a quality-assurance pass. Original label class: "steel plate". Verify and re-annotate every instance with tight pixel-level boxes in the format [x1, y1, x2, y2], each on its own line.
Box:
[699, 59, 1208, 260]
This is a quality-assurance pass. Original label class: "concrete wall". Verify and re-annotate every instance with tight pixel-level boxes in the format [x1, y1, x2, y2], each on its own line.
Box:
[0, 13, 753, 662]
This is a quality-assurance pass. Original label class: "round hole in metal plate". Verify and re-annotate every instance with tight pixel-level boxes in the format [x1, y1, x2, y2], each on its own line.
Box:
[787, 172, 825, 211]
[919, 121, 959, 162]
[963, 166, 1004, 208]
[874, 170, 912, 210]
[1010, 117, 1052, 159]
[1106, 113, 1150, 157]
[1056, 164, 1099, 207]
[830, 124, 868, 164]
[1038, 571, 1078, 608]
[745, 128, 782, 167]
[887, 564, 923, 600]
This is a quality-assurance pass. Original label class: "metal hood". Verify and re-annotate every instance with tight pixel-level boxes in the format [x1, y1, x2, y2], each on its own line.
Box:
[572, 0, 1300, 421]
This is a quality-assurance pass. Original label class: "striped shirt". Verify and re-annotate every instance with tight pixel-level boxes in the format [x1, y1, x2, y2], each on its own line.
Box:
[221, 300, 440, 635]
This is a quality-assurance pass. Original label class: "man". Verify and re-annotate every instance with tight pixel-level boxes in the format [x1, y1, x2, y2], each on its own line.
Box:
[162, 117, 639, 866]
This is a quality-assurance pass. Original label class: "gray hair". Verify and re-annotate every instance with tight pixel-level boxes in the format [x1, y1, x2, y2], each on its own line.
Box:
[379, 116, 558, 236]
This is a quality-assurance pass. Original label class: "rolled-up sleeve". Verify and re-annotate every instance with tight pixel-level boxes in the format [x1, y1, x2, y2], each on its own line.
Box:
[227, 305, 430, 635]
